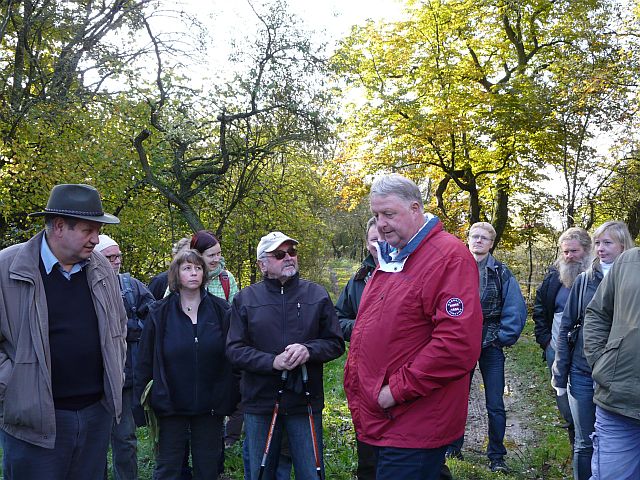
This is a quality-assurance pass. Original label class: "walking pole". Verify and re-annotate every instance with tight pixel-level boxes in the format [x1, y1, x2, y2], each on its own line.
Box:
[301, 364, 323, 479]
[258, 369, 288, 480]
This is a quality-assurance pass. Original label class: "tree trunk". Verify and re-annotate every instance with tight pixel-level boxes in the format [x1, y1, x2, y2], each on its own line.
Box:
[527, 236, 534, 299]
[492, 181, 509, 247]
[465, 169, 481, 225]
[625, 201, 640, 240]
[566, 203, 576, 228]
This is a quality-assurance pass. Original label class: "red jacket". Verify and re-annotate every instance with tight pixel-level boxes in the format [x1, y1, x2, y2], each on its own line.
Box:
[344, 221, 482, 449]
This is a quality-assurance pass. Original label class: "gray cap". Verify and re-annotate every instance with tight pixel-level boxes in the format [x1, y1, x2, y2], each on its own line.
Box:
[256, 231, 298, 260]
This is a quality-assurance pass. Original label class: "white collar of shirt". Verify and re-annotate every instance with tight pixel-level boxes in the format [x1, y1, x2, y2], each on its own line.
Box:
[601, 261, 613, 277]
[40, 235, 88, 280]
[377, 213, 434, 274]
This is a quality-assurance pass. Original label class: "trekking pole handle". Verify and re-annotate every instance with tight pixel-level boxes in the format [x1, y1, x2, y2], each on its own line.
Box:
[301, 363, 308, 383]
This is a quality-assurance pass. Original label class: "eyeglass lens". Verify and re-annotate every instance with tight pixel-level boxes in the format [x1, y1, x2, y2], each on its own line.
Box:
[470, 234, 492, 242]
[271, 247, 297, 260]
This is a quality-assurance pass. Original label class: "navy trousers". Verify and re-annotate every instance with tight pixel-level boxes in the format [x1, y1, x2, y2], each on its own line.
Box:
[376, 445, 447, 480]
[1, 401, 112, 480]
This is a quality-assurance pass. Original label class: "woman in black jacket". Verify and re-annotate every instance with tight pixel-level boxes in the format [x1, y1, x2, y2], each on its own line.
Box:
[135, 249, 239, 479]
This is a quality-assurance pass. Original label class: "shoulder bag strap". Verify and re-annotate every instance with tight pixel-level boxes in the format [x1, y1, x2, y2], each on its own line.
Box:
[219, 271, 231, 301]
[119, 272, 138, 317]
[575, 269, 590, 325]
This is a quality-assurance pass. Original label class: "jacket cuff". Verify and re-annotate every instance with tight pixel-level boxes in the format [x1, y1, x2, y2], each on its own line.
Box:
[388, 373, 407, 404]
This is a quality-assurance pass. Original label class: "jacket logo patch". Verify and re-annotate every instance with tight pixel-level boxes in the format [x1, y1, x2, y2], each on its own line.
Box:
[446, 298, 464, 317]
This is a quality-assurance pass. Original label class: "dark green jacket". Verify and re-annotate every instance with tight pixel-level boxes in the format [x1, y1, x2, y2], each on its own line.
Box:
[584, 247, 640, 420]
[335, 255, 376, 341]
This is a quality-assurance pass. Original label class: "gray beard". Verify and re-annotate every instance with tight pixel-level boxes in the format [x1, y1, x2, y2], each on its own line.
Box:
[557, 259, 588, 288]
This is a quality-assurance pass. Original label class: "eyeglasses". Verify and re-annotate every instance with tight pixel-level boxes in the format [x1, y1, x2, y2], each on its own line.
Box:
[105, 253, 123, 262]
[267, 247, 298, 260]
[469, 234, 493, 243]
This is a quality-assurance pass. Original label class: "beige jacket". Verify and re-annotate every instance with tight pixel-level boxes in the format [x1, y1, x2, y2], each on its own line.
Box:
[0, 230, 127, 448]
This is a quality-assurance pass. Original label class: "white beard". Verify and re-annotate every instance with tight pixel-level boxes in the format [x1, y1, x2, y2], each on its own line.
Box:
[557, 258, 589, 288]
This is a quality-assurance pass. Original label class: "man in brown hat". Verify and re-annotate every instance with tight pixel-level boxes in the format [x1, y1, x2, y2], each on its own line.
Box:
[0, 184, 127, 479]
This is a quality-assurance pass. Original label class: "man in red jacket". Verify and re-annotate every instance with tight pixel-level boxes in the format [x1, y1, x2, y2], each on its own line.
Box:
[344, 173, 483, 480]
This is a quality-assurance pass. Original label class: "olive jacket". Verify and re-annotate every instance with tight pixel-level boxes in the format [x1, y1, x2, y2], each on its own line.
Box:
[584, 247, 640, 420]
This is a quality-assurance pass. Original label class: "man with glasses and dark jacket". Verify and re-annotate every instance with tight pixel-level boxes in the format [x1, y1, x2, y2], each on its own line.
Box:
[95, 234, 155, 480]
[227, 231, 345, 480]
[446, 222, 527, 473]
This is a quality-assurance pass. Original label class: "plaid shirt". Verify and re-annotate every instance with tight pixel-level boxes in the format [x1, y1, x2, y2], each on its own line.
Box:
[206, 268, 238, 303]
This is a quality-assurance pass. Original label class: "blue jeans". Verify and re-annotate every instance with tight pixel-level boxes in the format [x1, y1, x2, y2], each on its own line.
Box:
[1, 401, 112, 480]
[479, 346, 507, 461]
[109, 387, 138, 480]
[448, 346, 507, 461]
[591, 406, 640, 480]
[244, 412, 324, 480]
[376, 445, 447, 480]
[154, 413, 223, 480]
[243, 437, 292, 480]
[568, 370, 596, 480]
[545, 345, 574, 436]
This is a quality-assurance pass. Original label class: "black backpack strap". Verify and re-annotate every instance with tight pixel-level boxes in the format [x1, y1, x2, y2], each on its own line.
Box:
[119, 273, 145, 343]
[119, 272, 138, 318]
[494, 260, 505, 307]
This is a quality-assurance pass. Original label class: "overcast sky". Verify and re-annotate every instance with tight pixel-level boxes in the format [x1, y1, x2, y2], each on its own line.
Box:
[188, 0, 405, 43]
[159, 0, 405, 86]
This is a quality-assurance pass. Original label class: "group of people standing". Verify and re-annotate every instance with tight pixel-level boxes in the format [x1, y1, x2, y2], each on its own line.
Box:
[0, 178, 637, 480]
[0, 182, 345, 480]
[536, 222, 640, 480]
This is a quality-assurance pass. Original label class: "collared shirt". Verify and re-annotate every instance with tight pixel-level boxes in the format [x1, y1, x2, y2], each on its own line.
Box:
[477, 255, 489, 295]
[40, 235, 88, 280]
[376, 213, 439, 274]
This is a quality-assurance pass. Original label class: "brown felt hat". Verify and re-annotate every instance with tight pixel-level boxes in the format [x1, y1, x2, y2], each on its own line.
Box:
[29, 184, 120, 224]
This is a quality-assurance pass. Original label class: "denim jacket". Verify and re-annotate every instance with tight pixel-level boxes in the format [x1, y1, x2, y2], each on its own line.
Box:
[482, 254, 527, 348]
[552, 266, 602, 389]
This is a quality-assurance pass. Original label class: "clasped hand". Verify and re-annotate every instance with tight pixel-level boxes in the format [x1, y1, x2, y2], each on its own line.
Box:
[273, 343, 310, 370]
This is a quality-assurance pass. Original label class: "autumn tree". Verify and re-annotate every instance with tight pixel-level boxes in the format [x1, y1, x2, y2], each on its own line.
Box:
[0, 94, 179, 277]
[0, 0, 153, 148]
[331, 0, 640, 244]
[0, 0, 164, 242]
[592, 144, 640, 239]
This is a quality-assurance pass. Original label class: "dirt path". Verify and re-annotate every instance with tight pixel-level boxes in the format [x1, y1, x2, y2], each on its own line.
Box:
[460, 352, 537, 460]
